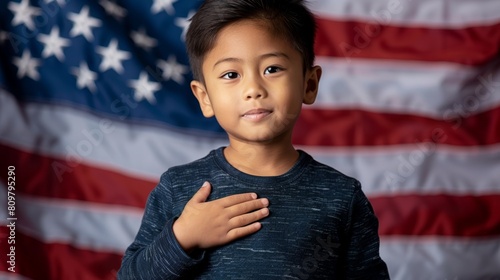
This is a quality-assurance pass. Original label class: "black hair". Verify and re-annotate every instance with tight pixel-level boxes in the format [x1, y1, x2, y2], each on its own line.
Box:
[186, 0, 317, 82]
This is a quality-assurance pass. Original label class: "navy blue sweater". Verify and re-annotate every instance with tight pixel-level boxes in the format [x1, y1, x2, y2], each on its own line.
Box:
[118, 147, 389, 279]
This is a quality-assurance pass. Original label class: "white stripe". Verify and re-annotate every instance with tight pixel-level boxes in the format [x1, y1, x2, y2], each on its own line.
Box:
[380, 237, 500, 279]
[0, 89, 227, 181]
[313, 57, 500, 118]
[16, 195, 143, 254]
[1, 90, 499, 196]
[309, 0, 500, 28]
[12, 193, 500, 280]
[302, 144, 500, 197]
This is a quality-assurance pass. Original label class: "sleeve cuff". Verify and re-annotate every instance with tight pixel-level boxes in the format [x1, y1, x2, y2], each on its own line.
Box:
[159, 218, 205, 268]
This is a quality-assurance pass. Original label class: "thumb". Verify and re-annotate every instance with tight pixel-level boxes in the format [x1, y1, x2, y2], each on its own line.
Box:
[190, 181, 211, 203]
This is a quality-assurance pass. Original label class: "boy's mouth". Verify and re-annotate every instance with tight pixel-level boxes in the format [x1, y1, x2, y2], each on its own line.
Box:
[242, 109, 272, 121]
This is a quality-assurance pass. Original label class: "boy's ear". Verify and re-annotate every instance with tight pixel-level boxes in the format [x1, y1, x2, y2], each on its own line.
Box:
[303, 65, 322, 105]
[191, 80, 215, 118]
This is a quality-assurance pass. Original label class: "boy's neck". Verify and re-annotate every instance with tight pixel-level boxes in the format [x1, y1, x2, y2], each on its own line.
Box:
[223, 142, 299, 177]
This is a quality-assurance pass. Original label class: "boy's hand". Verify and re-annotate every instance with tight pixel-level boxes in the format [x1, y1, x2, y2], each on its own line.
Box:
[172, 181, 269, 253]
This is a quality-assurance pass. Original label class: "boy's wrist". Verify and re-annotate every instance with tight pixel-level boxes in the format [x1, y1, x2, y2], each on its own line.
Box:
[172, 218, 196, 254]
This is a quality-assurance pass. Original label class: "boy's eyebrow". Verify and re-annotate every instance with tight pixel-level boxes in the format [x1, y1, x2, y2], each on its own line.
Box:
[259, 52, 290, 60]
[213, 57, 243, 70]
[212, 52, 290, 70]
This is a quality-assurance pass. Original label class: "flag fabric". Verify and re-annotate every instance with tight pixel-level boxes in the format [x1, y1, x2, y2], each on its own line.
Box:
[0, 0, 499, 279]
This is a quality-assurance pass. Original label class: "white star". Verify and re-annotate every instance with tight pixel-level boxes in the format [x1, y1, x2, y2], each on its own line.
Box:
[175, 10, 195, 40]
[99, 0, 127, 21]
[151, 0, 177, 15]
[37, 27, 71, 61]
[129, 71, 161, 104]
[157, 55, 188, 84]
[96, 39, 131, 73]
[68, 6, 102, 41]
[45, 0, 66, 7]
[72, 61, 98, 93]
[130, 28, 157, 50]
[8, 0, 41, 30]
[13, 50, 42, 80]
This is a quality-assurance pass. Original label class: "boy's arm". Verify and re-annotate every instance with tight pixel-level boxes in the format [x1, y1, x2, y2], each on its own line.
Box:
[118, 176, 269, 280]
[117, 175, 199, 280]
[344, 181, 390, 279]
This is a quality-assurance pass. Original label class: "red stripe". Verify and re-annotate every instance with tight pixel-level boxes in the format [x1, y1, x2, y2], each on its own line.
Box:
[0, 144, 154, 208]
[293, 105, 500, 146]
[0, 227, 121, 279]
[371, 194, 500, 237]
[315, 17, 500, 66]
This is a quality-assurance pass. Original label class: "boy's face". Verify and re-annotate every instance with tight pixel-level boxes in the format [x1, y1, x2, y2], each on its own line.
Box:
[191, 20, 321, 145]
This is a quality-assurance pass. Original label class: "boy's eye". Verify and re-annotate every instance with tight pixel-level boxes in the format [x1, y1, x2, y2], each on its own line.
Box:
[221, 72, 239, 79]
[264, 66, 282, 75]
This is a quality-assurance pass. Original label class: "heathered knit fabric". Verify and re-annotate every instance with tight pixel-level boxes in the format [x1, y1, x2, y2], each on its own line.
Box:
[118, 147, 389, 279]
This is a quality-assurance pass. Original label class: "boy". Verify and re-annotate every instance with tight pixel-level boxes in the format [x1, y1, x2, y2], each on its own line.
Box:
[118, 0, 389, 279]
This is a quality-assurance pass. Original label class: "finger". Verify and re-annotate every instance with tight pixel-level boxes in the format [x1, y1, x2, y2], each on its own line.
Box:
[190, 181, 211, 203]
[228, 207, 269, 228]
[226, 198, 269, 217]
[217, 192, 258, 207]
[226, 222, 262, 242]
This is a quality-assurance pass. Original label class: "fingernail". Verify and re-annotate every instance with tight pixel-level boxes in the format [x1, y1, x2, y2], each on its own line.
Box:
[202, 181, 209, 188]
[251, 193, 257, 199]
[261, 198, 269, 206]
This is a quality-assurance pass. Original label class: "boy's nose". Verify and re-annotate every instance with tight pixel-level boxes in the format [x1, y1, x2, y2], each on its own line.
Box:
[245, 90, 263, 100]
[243, 78, 267, 100]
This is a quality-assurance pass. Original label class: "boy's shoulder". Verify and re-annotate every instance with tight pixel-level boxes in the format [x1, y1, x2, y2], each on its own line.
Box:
[157, 148, 219, 184]
[302, 151, 363, 193]
[167, 149, 217, 173]
[164, 150, 216, 175]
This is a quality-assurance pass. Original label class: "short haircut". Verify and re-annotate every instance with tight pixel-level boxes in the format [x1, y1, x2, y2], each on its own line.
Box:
[186, 0, 317, 82]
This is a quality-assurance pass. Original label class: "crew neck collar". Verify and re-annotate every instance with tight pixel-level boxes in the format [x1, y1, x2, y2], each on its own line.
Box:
[212, 147, 311, 185]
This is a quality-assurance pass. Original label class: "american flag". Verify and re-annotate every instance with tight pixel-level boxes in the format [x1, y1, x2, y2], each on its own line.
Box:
[0, 0, 499, 279]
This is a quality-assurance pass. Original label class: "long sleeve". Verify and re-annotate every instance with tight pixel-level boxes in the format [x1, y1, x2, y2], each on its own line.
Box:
[344, 181, 390, 279]
[117, 173, 204, 280]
